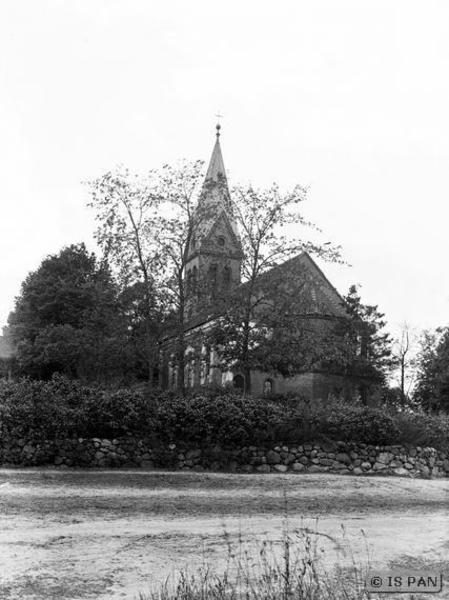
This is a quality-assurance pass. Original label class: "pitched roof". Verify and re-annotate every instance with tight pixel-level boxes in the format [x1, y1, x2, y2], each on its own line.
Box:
[265, 252, 348, 318]
[160, 251, 348, 343]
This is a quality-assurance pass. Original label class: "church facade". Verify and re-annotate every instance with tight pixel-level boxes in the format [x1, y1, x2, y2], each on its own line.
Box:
[159, 127, 373, 403]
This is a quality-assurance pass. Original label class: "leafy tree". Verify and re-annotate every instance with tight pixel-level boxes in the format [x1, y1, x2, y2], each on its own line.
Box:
[209, 260, 344, 382]
[205, 182, 342, 394]
[88, 161, 211, 395]
[7, 244, 135, 382]
[413, 327, 449, 412]
[87, 169, 162, 380]
[338, 285, 396, 403]
[151, 160, 215, 396]
[118, 281, 161, 380]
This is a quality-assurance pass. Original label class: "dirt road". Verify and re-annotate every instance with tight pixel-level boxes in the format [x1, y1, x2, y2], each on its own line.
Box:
[0, 469, 447, 599]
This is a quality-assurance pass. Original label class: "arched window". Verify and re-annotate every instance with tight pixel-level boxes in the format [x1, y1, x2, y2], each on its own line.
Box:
[223, 266, 231, 287]
[233, 374, 245, 390]
[161, 355, 169, 389]
[170, 360, 177, 388]
[187, 363, 194, 388]
[209, 264, 218, 293]
[263, 378, 274, 396]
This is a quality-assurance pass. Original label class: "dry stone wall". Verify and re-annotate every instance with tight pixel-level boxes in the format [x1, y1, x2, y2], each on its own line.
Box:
[1, 436, 448, 478]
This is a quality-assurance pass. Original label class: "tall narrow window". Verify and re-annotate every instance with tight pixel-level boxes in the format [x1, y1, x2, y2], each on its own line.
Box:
[209, 264, 218, 294]
[223, 266, 231, 288]
[192, 265, 198, 290]
[170, 360, 177, 388]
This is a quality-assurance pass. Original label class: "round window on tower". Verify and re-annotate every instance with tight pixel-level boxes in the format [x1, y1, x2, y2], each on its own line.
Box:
[217, 236, 226, 247]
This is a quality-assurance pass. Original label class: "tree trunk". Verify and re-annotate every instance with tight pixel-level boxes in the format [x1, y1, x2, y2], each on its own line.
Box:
[242, 313, 252, 395]
[400, 356, 405, 401]
[243, 365, 252, 395]
[177, 337, 186, 397]
[143, 297, 155, 384]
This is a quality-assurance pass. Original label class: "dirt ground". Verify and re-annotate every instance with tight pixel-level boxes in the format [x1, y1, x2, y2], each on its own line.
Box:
[0, 469, 447, 599]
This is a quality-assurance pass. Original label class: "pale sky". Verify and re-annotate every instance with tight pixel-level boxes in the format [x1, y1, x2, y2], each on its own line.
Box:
[1, 1, 448, 339]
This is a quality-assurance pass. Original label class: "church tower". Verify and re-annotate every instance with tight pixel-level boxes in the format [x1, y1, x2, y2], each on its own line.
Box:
[185, 125, 243, 314]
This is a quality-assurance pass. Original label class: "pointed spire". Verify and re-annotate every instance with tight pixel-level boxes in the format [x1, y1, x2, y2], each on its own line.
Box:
[205, 123, 228, 183]
[189, 124, 241, 247]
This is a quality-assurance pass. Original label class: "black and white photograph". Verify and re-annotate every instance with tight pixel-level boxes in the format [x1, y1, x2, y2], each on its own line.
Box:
[0, 1, 448, 598]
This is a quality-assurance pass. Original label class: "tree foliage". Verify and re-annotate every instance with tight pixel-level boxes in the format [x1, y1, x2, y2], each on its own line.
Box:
[205, 182, 342, 393]
[2, 377, 447, 450]
[87, 169, 164, 379]
[208, 262, 343, 380]
[88, 162, 211, 393]
[335, 285, 395, 401]
[7, 244, 136, 382]
[85, 160, 395, 402]
[413, 327, 449, 412]
[151, 161, 213, 395]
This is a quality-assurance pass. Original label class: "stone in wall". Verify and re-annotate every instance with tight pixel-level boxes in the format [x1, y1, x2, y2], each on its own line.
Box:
[0, 434, 448, 479]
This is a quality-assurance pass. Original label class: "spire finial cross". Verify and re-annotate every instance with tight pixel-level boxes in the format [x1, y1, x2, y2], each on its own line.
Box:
[215, 112, 223, 137]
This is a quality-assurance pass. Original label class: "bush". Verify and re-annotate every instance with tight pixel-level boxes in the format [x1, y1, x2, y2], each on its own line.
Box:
[391, 410, 449, 451]
[0, 378, 293, 445]
[154, 393, 293, 445]
[82, 388, 159, 438]
[0, 376, 447, 451]
[0, 376, 102, 438]
[0, 376, 158, 439]
[316, 400, 401, 445]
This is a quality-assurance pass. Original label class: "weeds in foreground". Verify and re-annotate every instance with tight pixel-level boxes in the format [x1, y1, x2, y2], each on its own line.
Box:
[137, 515, 377, 599]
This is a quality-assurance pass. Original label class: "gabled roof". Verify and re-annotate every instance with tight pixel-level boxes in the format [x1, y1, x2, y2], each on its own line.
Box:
[199, 210, 244, 259]
[265, 252, 348, 318]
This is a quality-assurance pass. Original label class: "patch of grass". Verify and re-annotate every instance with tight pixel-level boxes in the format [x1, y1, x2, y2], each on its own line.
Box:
[138, 511, 377, 600]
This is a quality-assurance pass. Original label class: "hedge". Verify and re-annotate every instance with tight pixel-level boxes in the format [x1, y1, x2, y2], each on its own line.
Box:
[0, 376, 447, 450]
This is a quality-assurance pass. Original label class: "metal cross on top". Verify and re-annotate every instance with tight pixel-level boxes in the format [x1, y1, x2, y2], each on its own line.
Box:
[215, 112, 223, 137]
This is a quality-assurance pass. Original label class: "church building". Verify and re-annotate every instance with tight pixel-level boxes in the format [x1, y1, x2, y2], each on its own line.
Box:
[159, 126, 372, 402]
